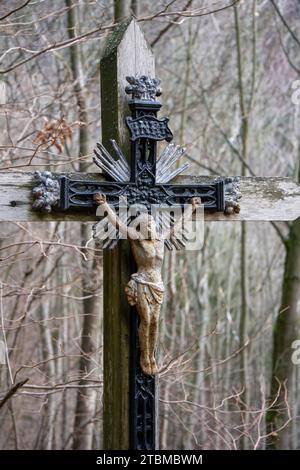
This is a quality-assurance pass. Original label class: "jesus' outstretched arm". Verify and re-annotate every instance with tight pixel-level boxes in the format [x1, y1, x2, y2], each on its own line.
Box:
[161, 197, 201, 240]
[94, 193, 140, 240]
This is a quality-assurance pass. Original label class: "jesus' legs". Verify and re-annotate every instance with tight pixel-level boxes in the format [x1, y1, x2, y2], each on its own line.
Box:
[149, 303, 160, 375]
[136, 284, 151, 375]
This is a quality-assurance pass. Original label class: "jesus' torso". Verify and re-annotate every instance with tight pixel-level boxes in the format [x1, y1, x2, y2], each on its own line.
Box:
[130, 238, 164, 282]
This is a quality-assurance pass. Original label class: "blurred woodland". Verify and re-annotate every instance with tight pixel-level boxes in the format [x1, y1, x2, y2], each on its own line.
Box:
[0, 0, 300, 450]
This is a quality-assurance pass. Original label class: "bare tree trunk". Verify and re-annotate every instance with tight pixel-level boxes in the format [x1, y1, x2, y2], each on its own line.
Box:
[65, 0, 102, 450]
[266, 103, 300, 448]
[160, 250, 177, 449]
[72, 255, 102, 449]
[114, 0, 131, 22]
[266, 215, 300, 449]
[131, 0, 138, 16]
[233, 4, 250, 449]
[39, 300, 57, 449]
[178, 19, 193, 449]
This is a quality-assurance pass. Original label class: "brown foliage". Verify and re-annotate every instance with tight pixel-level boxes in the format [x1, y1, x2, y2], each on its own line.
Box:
[33, 118, 82, 153]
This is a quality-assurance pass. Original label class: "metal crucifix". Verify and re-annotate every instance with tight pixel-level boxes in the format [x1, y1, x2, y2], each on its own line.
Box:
[32, 75, 241, 451]
[56, 79, 238, 216]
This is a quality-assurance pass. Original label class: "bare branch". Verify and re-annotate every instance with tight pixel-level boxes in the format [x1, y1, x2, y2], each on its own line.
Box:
[0, 379, 29, 410]
[0, 0, 31, 21]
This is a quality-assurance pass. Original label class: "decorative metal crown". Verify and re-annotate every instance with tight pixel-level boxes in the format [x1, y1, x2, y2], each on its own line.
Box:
[125, 76, 162, 101]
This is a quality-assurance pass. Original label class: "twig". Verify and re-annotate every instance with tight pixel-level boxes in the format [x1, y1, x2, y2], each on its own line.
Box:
[270, 0, 300, 48]
[0, 1, 241, 75]
[0, 378, 29, 409]
[0, 282, 14, 383]
[0, 0, 31, 21]
[151, 0, 193, 47]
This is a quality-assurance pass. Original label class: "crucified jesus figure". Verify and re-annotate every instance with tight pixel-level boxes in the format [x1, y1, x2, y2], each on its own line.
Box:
[94, 193, 201, 376]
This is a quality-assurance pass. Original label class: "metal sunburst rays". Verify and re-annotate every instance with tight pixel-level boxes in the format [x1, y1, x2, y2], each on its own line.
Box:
[93, 140, 191, 250]
[93, 140, 190, 184]
[93, 140, 130, 182]
[156, 143, 190, 183]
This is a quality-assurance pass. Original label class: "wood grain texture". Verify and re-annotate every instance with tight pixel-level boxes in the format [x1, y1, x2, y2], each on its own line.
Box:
[0, 172, 299, 222]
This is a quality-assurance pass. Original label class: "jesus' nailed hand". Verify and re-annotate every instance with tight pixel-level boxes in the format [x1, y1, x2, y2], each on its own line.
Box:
[94, 193, 201, 376]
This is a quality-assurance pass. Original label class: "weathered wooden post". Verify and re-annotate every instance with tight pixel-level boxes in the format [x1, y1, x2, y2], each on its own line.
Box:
[100, 18, 155, 450]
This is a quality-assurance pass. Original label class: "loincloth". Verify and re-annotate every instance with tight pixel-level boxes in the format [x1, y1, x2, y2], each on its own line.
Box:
[125, 273, 164, 306]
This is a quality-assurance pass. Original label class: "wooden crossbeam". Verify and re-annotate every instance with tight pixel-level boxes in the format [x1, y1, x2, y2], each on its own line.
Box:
[0, 171, 299, 222]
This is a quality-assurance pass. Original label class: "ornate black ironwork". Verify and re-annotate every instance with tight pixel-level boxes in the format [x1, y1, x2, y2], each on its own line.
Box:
[56, 76, 238, 215]
[32, 75, 241, 451]
[59, 177, 225, 212]
[224, 177, 241, 214]
[130, 310, 156, 450]
[126, 115, 173, 142]
[32, 171, 60, 212]
[125, 76, 162, 101]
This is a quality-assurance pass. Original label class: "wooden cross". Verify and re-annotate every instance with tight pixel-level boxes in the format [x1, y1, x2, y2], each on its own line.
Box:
[0, 19, 300, 451]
